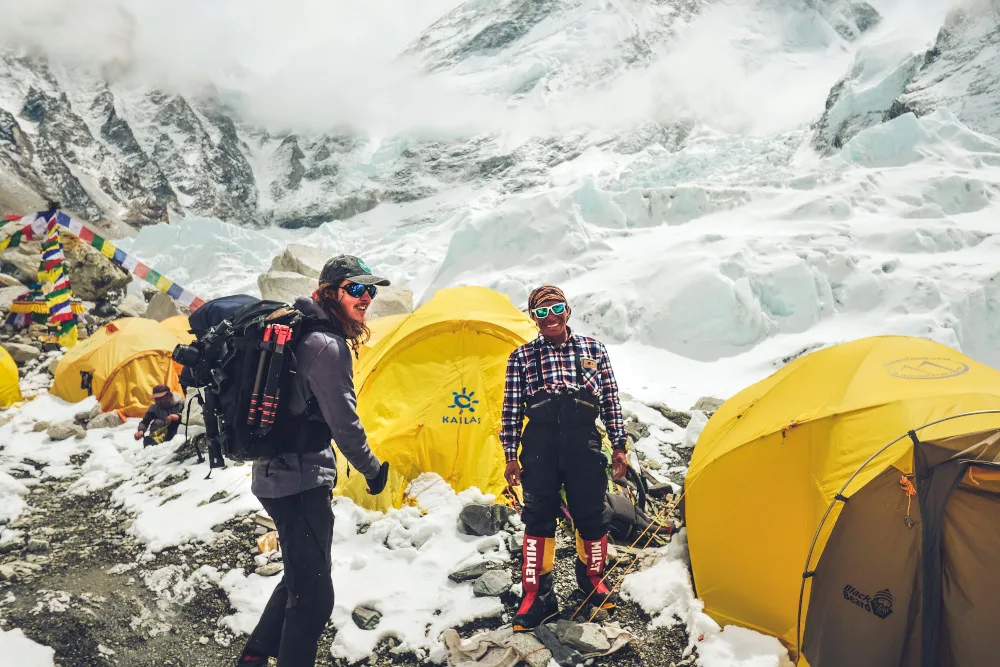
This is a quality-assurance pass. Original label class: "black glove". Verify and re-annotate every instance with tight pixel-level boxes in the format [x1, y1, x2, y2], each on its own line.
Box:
[367, 461, 390, 495]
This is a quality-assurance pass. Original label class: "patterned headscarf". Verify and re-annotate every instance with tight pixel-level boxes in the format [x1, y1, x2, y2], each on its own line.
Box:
[528, 285, 567, 311]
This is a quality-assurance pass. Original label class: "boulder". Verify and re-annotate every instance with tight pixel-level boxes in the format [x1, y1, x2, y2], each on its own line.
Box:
[368, 286, 414, 320]
[0, 273, 25, 288]
[87, 411, 125, 429]
[258, 270, 314, 305]
[645, 401, 691, 428]
[0, 245, 40, 285]
[60, 234, 131, 301]
[270, 243, 329, 279]
[533, 624, 583, 667]
[472, 570, 512, 597]
[73, 405, 101, 425]
[458, 503, 517, 537]
[554, 620, 611, 653]
[691, 396, 724, 413]
[2, 342, 40, 364]
[145, 292, 185, 322]
[0, 285, 28, 311]
[1, 236, 130, 303]
[47, 421, 85, 441]
[351, 606, 382, 630]
[117, 294, 147, 318]
[448, 560, 502, 583]
[254, 562, 283, 577]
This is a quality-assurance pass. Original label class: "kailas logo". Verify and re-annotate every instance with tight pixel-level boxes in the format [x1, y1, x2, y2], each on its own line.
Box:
[885, 357, 969, 379]
[442, 387, 481, 425]
[843, 585, 894, 619]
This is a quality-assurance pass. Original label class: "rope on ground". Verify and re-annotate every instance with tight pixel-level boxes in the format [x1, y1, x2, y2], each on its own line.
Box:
[570, 489, 686, 622]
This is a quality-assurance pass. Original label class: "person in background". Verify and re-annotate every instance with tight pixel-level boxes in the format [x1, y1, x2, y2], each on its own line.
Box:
[500, 285, 629, 631]
[133, 384, 183, 447]
[236, 255, 391, 667]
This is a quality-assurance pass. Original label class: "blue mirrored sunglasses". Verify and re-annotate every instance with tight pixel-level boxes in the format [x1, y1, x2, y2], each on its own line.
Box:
[532, 302, 566, 318]
[342, 282, 377, 299]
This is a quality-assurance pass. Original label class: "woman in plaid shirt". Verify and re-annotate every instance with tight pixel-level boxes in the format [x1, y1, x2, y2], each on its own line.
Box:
[500, 285, 628, 631]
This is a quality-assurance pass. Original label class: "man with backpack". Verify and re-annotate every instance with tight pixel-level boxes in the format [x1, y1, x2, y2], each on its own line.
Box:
[500, 285, 628, 631]
[236, 254, 391, 667]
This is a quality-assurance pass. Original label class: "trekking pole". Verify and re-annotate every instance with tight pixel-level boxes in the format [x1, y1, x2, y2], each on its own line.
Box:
[247, 325, 274, 425]
[259, 324, 293, 429]
[570, 490, 686, 622]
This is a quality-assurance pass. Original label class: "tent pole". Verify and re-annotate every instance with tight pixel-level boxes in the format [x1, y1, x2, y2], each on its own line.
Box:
[793, 409, 1000, 663]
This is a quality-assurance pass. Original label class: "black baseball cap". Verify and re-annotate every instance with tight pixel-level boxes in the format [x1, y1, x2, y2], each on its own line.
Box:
[319, 254, 391, 287]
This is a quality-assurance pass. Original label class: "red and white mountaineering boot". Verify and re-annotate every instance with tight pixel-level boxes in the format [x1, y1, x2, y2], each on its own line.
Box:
[575, 534, 617, 609]
[512, 535, 558, 631]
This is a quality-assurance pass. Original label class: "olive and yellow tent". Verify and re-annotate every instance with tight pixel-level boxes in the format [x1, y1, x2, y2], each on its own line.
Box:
[0, 346, 22, 407]
[334, 286, 538, 511]
[52, 318, 185, 417]
[686, 335, 1000, 667]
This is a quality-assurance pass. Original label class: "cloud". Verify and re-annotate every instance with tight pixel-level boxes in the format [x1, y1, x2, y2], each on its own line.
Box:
[0, 0, 967, 138]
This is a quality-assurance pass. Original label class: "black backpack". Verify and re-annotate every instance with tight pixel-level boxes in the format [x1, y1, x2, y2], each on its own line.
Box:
[175, 299, 337, 466]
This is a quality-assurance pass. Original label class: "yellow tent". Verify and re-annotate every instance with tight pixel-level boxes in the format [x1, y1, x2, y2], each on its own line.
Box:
[160, 315, 195, 344]
[334, 286, 538, 511]
[52, 318, 185, 417]
[356, 313, 407, 363]
[686, 335, 1000, 665]
[0, 346, 22, 407]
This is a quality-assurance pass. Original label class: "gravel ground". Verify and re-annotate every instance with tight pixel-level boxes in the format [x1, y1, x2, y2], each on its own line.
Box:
[0, 445, 693, 667]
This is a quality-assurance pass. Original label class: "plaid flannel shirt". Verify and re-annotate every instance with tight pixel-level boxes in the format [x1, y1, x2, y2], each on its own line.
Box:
[500, 332, 626, 462]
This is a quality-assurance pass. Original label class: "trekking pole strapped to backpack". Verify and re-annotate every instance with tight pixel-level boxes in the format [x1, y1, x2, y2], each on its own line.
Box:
[259, 324, 293, 429]
[247, 325, 274, 425]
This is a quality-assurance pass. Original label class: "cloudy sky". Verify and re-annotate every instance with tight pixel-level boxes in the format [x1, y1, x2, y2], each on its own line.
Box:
[0, 0, 959, 136]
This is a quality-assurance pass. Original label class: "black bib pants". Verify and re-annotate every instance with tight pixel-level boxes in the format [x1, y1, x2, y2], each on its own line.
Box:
[519, 392, 609, 541]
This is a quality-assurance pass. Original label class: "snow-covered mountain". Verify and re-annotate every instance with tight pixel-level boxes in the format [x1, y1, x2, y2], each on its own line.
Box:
[1, 0, 973, 232]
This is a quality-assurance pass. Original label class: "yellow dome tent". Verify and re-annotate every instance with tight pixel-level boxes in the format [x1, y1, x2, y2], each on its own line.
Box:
[686, 335, 1000, 666]
[334, 286, 538, 511]
[160, 315, 195, 344]
[0, 346, 22, 407]
[52, 318, 185, 417]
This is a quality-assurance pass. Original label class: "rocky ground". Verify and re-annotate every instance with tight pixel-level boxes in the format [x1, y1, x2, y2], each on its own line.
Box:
[0, 283, 708, 667]
[0, 394, 702, 667]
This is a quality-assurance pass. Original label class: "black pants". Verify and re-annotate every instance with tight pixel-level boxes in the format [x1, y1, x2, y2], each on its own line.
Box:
[143, 418, 179, 447]
[243, 485, 335, 666]
[519, 419, 609, 540]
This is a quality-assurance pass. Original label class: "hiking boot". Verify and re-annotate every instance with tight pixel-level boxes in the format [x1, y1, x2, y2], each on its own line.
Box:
[575, 558, 618, 609]
[235, 653, 268, 666]
[513, 534, 558, 631]
[513, 572, 559, 631]
[575, 534, 617, 609]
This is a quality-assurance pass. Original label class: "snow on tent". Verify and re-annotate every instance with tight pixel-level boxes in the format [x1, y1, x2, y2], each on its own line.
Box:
[51, 318, 185, 417]
[0, 346, 22, 407]
[334, 286, 537, 511]
[685, 335, 1000, 667]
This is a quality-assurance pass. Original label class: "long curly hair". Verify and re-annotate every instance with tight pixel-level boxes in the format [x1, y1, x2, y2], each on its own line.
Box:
[313, 284, 370, 355]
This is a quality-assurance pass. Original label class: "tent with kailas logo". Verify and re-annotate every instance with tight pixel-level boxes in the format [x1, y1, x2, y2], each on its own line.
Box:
[334, 286, 537, 511]
[686, 335, 1000, 667]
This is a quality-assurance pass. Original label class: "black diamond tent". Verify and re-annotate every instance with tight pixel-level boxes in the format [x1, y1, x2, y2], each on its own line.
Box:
[686, 335, 1000, 667]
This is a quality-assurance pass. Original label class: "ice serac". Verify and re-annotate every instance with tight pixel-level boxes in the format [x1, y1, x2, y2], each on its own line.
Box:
[813, 0, 1000, 153]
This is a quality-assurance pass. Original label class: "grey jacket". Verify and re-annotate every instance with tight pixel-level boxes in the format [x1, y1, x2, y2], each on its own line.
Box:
[138, 392, 184, 431]
[251, 297, 382, 498]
